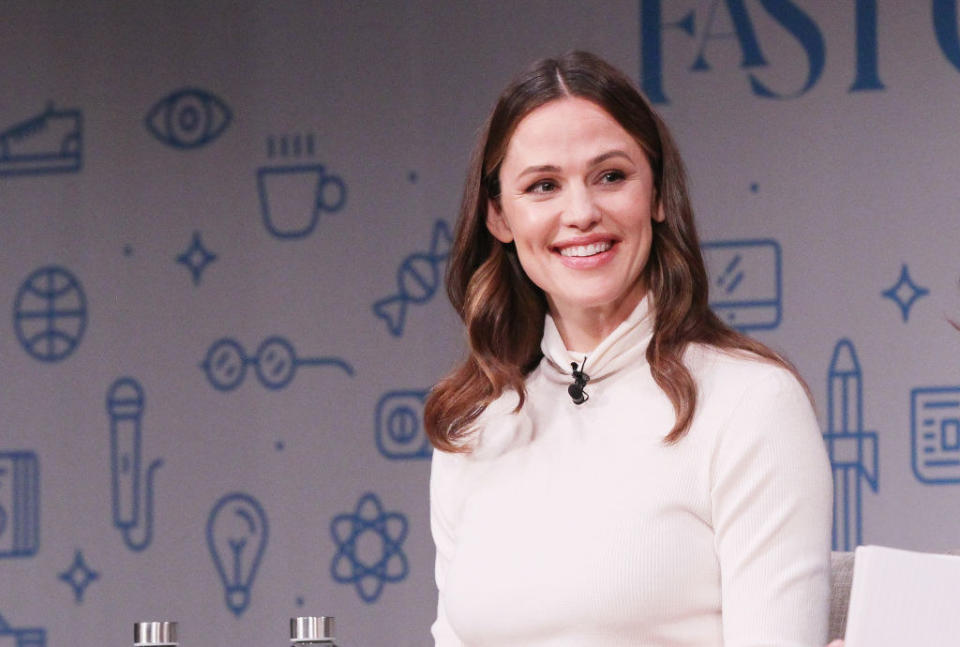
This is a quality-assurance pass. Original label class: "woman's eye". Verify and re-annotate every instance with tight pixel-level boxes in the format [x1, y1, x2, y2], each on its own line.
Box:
[526, 180, 557, 194]
[599, 170, 626, 184]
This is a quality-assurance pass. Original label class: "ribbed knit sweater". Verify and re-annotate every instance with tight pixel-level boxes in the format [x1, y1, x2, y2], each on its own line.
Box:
[430, 298, 832, 646]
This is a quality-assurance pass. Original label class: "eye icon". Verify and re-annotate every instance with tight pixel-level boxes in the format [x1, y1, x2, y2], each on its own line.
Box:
[145, 88, 232, 149]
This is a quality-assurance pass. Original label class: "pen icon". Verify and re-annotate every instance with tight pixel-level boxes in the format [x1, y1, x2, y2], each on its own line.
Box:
[106, 377, 163, 551]
[823, 339, 878, 551]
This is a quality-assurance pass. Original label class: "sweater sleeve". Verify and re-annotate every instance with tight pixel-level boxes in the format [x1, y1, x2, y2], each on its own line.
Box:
[710, 368, 833, 647]
[430, 449, 466, 647]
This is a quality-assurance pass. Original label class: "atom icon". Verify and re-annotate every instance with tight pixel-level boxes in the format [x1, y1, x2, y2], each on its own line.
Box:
[330, 492, 409, 603]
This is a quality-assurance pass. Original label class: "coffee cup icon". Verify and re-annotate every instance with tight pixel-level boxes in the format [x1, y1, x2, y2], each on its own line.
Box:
[256, 164, 347, 239]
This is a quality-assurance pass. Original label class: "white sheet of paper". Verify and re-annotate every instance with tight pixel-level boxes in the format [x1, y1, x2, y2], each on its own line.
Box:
[845, 545, 960, 647]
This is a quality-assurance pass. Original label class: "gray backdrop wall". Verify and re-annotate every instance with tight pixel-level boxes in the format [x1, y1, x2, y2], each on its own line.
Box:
[1, 1, 959, 646]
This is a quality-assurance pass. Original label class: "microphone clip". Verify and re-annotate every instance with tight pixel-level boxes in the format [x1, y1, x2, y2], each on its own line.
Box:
[568, 358, 590, 405]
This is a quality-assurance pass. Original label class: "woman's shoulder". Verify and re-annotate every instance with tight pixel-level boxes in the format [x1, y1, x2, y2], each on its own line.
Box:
[685, 342, 809, 408]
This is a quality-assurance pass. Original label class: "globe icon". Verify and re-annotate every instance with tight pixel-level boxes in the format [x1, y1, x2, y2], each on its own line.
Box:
[13, 265, 87, 362]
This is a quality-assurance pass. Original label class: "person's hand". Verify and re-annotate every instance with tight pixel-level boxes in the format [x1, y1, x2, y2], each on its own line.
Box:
[826, 640, 844, 647]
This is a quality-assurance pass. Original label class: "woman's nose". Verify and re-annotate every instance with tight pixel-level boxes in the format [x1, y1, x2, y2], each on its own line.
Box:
[560, 184, 600, 229]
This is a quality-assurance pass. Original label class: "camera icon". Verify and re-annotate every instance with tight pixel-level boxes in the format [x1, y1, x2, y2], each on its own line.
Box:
[375, 391, 432, 460]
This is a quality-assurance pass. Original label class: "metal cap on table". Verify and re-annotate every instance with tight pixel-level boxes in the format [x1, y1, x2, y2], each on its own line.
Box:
[290, 616, 335, 642]
[134, 621, 178, 646]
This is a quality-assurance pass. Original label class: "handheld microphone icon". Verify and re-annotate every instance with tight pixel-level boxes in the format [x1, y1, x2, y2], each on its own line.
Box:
[106, 377, 163, 552]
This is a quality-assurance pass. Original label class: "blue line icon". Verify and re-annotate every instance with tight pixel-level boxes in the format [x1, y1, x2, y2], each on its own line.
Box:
[823, 339, 879, 551]
[175, 231, 217, 285]
[702, 239, 782, 331]
[58, 549, 98, 603]
[256, 164, 347, 240]
[375, 390, 432, 460]
[0, 451, 39, 558]
[207, 492, 268, 616]
[13, 265, 87, 363]
[266, 133, 317, 159]
[106, 378, 163, 552]
[331, 492, 409, 604]
[373, 220, 452, 337]
[0, 103, 82, 177]
[0, 612, 46, 647]
[145, 88, 232, 150]
[200, 336, 354, 391]
[881, 264, 929, 322]
[911, 386, 960, 484]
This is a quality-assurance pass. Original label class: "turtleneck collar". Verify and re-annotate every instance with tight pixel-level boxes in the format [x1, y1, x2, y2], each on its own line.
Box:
[540, 295, 655, 386]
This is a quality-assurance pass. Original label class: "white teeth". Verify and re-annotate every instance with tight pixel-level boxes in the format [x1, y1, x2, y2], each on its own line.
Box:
[558, 241, 612, 257]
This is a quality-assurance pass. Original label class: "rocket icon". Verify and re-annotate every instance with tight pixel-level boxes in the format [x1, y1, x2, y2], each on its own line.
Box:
[373, 220, 452, 337]
[823, 339, 878, 551]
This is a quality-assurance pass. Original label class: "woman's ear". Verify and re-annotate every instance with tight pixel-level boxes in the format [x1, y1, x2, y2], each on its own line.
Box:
[485, 199, 514, 243]
[654, 198, 666, 223]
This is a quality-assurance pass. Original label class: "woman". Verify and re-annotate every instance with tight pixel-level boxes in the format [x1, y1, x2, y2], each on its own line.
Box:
[426, 51, 834, 646]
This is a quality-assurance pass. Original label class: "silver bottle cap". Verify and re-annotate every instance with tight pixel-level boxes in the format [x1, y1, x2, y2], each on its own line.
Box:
[290, 617, 335, 642]
[134, 622, 178, 646]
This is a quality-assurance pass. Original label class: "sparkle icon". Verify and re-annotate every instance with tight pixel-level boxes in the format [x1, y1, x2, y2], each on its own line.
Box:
[881, 264, 929, 322]
[330, 492, 409, 603]
[58, 549, 99, 603]
[175, 231, 217, 285]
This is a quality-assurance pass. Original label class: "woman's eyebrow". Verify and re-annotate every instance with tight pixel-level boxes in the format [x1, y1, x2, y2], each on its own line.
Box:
[589, 150, 631, 166]
[515, 150, 632, 179]
[517, 164, 561, 178]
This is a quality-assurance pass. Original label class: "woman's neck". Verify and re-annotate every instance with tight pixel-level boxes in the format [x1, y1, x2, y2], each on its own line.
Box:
[548, 288, 646, 352]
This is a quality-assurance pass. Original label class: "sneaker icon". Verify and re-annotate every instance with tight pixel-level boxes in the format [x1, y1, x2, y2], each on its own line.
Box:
[0, 103, 82, 177]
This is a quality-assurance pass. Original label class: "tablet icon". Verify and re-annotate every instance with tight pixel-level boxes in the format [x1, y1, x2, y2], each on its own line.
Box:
[911, 387, 960, 484]
[0, 103, 82, 177]
[702, 239, 782, 331]
[375, 390, 432, 460]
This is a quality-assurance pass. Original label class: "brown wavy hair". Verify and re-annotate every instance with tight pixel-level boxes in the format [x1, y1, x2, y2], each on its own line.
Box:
[425, 50, 801, 452]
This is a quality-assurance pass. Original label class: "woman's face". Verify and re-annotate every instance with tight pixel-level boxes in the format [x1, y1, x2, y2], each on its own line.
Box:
[486, 97, 663, 334]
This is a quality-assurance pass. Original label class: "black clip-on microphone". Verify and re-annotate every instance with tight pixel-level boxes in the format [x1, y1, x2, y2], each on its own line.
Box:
[568, 357, 590, 405]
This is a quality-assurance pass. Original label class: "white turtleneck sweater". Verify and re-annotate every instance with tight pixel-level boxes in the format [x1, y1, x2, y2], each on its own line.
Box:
[430, 298, 832, 646]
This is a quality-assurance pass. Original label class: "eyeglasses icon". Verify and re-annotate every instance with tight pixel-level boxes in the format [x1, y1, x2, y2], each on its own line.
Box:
[201, 336, 353, 391]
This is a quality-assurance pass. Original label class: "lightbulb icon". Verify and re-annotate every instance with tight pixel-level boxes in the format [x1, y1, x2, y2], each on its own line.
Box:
[206, 492, 268, 616]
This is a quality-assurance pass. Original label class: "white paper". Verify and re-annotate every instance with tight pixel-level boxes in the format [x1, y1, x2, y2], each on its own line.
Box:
[845, 545, 960, 647]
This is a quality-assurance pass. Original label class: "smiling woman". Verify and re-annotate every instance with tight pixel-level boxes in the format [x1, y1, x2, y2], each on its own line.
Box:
[425, 51, 834, 646]
[485, 97, 662, 351]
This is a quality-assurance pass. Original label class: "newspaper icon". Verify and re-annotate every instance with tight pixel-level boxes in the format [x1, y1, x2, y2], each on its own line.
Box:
[702, 239, 782, 331]
[911, 387, 960, 484]
[0, 452, 40, 558]
[0, 613, 45, 647]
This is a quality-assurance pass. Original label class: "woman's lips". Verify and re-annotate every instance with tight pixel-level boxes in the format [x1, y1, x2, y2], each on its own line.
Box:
[553, 239, 617, 269]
